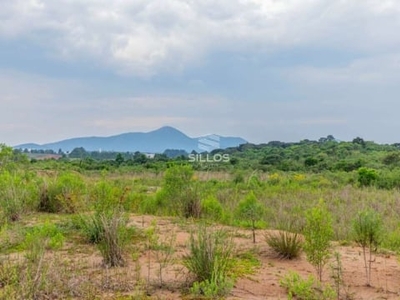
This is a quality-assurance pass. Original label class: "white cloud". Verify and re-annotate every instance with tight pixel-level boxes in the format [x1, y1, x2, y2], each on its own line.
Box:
[2, 1, 400, 76]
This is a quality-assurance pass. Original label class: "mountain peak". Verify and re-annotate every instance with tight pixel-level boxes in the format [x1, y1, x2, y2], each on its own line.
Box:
[14, 126, 247, 153]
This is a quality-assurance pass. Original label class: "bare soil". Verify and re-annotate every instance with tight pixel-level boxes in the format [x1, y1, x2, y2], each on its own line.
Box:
[126, 215, 400, 300]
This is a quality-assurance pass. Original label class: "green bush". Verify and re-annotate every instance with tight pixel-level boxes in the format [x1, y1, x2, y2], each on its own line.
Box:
[39, 172, 87, 213]
[23, 221, 65, 263]
[235, 191, 266, 243]
[357, 167, 378, 187]
[160, 165, 202, 218]
[0, 170, 38, 223]
[303, 199, 333, 281]
[201, 196, 223, 222]
[280, 271, 336, 300]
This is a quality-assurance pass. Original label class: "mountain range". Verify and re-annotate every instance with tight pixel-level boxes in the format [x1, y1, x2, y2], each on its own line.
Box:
[14, 126, 247, 153]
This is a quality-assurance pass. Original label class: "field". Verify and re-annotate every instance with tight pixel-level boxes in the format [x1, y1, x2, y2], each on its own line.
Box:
[2, 143, 400, 299]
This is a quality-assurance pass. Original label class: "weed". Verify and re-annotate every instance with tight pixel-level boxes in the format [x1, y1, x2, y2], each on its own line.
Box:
[183, 224, 235, 297]
[265, 230, 303, 259]
[280, 271, 337, 300]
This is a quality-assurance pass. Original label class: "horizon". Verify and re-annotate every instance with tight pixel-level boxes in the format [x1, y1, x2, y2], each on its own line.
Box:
[2, 2, 400, 146]
[11, 125, 393, 149]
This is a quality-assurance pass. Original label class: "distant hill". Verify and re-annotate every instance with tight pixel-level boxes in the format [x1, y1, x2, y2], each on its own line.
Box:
[14, 126, 247, 153]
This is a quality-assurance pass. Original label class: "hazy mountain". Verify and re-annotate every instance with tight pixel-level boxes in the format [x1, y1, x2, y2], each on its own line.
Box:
[14, 126, 247, 153]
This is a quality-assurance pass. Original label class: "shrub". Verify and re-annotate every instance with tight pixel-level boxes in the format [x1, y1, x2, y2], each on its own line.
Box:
[183, 225, 235, 297]
[201, 196, 223, 222]
[0, 170, 38, 223]
[357, 167, 378, 187]
[235, 191, 266, 243]
[23, 221, 65, 263]
[161, 165, 202, 218]
[39, 172, 87, 213]
[303, 199, 333, 281]
[280, 271, 336, 300]
[265, 230, 303, 259]
[352, 209, 382, 286]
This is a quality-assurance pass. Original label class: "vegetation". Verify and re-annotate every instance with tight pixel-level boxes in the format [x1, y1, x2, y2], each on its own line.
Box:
[280, 271, 336, 300]
[352, 209, 383, 286]
[265, 228, 303, 259]
[183, 225, 235, 298]
[2, 136, 400, 298]
[303, 200, 334, 281]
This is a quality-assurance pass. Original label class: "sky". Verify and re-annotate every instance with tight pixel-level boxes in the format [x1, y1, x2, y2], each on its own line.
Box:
[1, 0, 400, 146]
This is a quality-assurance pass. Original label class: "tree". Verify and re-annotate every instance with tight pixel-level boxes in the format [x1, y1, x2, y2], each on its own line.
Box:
[352, 209, 382, 286]
[352, 137, 366, 148]
[235, 191, 266, 243]
[303, 199, 334, 281]
[115, 153, 124, 166]
[357, 167, 378, 187]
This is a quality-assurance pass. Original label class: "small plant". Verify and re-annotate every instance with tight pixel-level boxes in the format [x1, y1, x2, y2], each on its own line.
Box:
[280, 271, 336, 300]
[183, 225, 235, 297]
[235, 191, 266, 243]
[145, 221, 176, 288]
[352, 208, 382, 286]
[265, 229, 303, 259]
[23, 221, 65, 263]
[303, 199, 334, 281]
[330, 251, 352, 300]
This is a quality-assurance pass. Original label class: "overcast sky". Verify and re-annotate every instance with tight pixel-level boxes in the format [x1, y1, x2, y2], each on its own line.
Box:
[1, 0, 400, 146]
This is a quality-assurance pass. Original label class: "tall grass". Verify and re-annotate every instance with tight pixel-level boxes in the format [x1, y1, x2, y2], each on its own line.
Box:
[183, 224, 235, 297]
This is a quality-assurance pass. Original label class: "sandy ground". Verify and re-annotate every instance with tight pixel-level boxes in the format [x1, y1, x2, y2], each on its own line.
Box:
[124, 215, 400, 300]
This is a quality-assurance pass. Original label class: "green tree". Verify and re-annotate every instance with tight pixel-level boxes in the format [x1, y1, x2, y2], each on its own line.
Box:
[115, 153, 124, 166]
[235, 191, 266, 243]
[303, 199, 334, 281]
[357, 167, 378, 187]
[352, 209, 382, 286]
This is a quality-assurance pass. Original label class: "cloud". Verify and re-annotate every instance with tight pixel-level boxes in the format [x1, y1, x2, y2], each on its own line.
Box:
[2, 1, 400, 76]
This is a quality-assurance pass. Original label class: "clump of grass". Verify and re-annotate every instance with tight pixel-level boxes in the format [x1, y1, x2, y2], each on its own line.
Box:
[183, 225, 235, 298]
[265, 230, 303, 259]
[97, 209, 129, 267]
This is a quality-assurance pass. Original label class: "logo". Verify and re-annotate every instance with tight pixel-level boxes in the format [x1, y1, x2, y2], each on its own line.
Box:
[188, 153, 230, 163]
[198, 134, 221, 152]
[189, 135, 230, 163]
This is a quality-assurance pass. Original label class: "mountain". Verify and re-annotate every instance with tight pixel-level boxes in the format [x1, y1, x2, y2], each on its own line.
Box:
[14, 126, 247, 153]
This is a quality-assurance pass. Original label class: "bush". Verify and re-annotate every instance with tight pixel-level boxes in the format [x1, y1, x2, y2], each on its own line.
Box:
[303, 199, 333, 281]
[265, 230, 303, 259]
[183, 225, 235, 297]
[280, 271, 336, 300]
[23, 221, 65, 263]
[201, 196, 223, 222]
[160, 165, 202, 218]
[0, 170, 38, 223]
[39, 172, 87, 213]
[235, 191, 266, 243]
